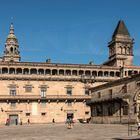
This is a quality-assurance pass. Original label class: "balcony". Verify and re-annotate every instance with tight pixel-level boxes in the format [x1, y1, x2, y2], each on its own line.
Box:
[0, 73, 120, 82]
[0, 95, 91, 101]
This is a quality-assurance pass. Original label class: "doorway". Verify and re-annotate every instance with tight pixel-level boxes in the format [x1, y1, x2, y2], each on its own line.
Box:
[67, 113, 73, 120]
[9, 114, 18, 125]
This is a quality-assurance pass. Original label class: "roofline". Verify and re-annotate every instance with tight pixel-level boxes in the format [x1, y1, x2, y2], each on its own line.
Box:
[90, 73, 140, 92]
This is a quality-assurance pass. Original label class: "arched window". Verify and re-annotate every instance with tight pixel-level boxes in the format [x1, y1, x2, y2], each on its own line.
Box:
[110, 71, 114, 77]
[2, 67, 8, 74]
[92, 71, 97, 77]
[52, 69, 58, 75]
[104, 71, 109, 77]
[30, 68, 37, 75]
[116, 72, 120, 77]
[98, 71, 103, 77]
[134, 71, 138, 75]
[9, 68, 15, 74]
[45, 69, 51, 75]
[85, 71, 91, 76]
[128, 70, 132, 76]
[16, 68, 22, 74]
[59, 69, 64, 75]
[72, 70, 77, 76]
[66, 70, 71, 76]
[23, 68, 29, 74]
[79, 70, 84, 76]
[38, 69, 44, 75]
[10, 47, 13, 53]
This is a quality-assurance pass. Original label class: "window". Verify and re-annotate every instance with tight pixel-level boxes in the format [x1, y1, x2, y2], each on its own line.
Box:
[85, 88, 90, 95]
[40, 88, 46, 98]
[26, 113, 30, 116]
[25, 86, 32, 92]
[85, 111, 89, 115]
[10, 88, 16, 96]
[10, 101, 16, 108]
[40, 101, 46, 108]
[66, 87, 72, 96]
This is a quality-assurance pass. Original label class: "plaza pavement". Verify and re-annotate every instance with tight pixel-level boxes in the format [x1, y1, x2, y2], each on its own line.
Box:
[0, 123, 140, 140]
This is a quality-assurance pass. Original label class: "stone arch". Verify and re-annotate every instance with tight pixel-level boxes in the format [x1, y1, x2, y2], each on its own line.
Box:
[66, 70, 71, 75]
[116, 72, 120, 77]
[59, 69, 64, 75]
[85, 70, 91, 76]
[38, 69, 44, 75]
[79, 70, 84, 76]
[98, 71, 103, 77]
[52, 69, 58, 75]
[45, 69, 51, 75]
[23, 68, 29, 74]
[92, 71, 97, 77]
[16, 68, 22, 74]
[2, 67, 8, 74]
[10, 47, 13, 53]
[30, 68, 37, 74]
[133, 87, 140, 102]
[9, 68, 15, 74]
[110, 71, 115, 77]
[104, 71, 109, 77]
[72, 70, 77, 76]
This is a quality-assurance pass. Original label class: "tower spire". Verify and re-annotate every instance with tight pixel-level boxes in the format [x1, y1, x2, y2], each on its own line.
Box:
[112, 20, 130, 38]
[103, 20, 134, 67]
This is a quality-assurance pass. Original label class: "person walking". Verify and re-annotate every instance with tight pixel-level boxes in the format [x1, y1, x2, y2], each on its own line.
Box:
[27, 119, 30, 124]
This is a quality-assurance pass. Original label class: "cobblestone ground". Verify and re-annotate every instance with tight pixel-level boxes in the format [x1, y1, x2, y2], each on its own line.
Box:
[0, 123, 139, 140]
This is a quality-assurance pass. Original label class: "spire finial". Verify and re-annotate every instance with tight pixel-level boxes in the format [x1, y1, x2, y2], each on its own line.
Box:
[10, 22, 14, 34]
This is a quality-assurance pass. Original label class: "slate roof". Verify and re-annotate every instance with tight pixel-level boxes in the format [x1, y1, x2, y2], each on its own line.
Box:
[112, 20, 130, 38]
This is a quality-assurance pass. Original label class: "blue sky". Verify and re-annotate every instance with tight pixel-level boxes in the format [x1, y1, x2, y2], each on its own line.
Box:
[0, 0, 140, 65]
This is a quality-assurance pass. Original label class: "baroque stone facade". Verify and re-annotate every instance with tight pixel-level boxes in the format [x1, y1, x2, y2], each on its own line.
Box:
[0, 20, 139, 125]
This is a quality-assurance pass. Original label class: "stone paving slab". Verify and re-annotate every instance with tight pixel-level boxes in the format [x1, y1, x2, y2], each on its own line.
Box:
[0, 123, 139, 140]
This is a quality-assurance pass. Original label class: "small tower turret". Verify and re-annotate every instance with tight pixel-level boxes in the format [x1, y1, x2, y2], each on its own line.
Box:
[3, 23, 21, 62]
[103, 20, 134, 67]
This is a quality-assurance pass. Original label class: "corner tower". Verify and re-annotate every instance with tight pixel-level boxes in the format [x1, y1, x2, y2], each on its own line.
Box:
[104, 20, 134, 67]
[3, 23, 20, 62]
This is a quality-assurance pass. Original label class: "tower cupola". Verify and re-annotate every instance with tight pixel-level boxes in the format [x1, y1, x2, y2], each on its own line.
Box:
[3, 23, 21, 62]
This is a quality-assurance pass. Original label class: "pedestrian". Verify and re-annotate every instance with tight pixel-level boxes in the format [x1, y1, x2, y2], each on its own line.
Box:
[6, 118, 9, 126]
[15, 119, 18, 125]
[27, 119, 30, 124]
[20, 119, 22, 125]
[67, 118, 72, 129]
[52, 118, 55, 123]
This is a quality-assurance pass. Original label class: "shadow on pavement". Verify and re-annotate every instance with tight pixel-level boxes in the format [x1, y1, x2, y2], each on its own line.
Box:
[113, 138, 140, 140]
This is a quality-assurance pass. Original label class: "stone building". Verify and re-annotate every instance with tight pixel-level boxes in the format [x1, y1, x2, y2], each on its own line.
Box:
[87, 20, 140, 124]
[0, 20, 139, 125]
[89, 74, 140, 124]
